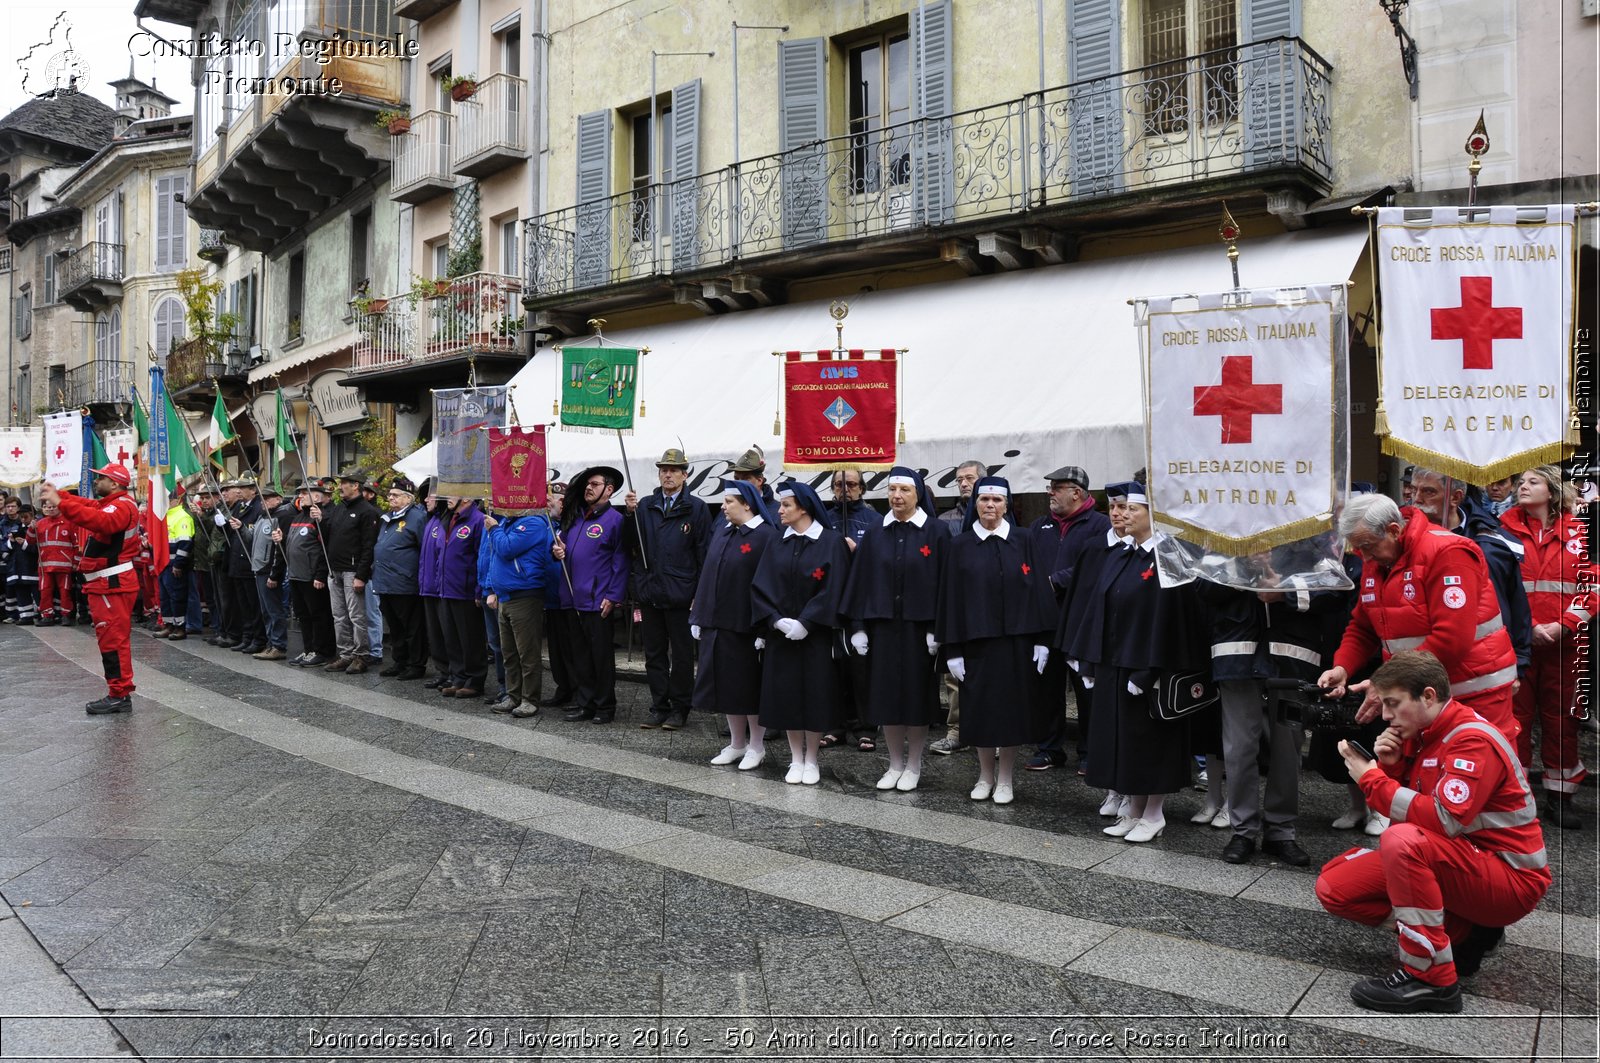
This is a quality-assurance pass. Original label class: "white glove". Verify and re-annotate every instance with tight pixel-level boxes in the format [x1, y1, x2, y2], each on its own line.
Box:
[1127, 680, 1144, 696]
[783, 619, 808, 641]
[754, 637, 766, 651]
[690, 624, 701, 641]
[1033, 645, 1049, 674]
[1082, 675, 1095, 689]
[1066, 657, 1080, 673]
[214, 512, 227, 526]
[947, 656, 966, 682]
[850, 631, 869, 655]
[926, 633, 939, 656]
[773, 618, 796, 639]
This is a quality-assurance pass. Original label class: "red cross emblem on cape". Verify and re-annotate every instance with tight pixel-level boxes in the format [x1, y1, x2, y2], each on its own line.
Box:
[1141, 565, 1154, 581]
[1020, 563, 1030, 575]
[1431, 276, 1521, 370]
[811, 567, 825, 581]
[1192, 355, 1283, 445]
[920, 545, 932, 557]
[739, 543, 751, 554]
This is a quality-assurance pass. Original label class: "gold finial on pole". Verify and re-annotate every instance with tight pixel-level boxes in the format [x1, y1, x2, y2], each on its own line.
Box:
[828, 299, 849, 354]
[587, 317, 606, 337]
[1464, 111, 1490, 206]
[1219, 203, 1242, 291]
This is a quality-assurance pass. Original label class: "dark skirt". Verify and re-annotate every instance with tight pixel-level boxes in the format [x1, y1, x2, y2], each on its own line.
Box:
[758, 629, 840, 732]
[955, 635, 1041, 748]
[692, 627, 762, 715]
[862, 618, 941, 727]
[1084, 664, 1191, 794]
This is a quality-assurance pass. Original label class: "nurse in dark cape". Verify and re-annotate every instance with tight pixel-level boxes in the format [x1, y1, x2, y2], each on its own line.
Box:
[751, 481, 851, 785]
[840, 466, 949, 792]
[1067, 481, 1205, 843]
[690, 480, 779, 771]
[935, 477, 1056, 805]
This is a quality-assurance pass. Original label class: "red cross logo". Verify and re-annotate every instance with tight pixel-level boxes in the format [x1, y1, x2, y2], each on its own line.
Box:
[1021, 563, 1031, 575]
[115, 446, 131, 463]
[920, 545, 932, 557]
[811, 567, 826, 581]
[739, 543, 751, 554]
[1193, 356, 1283, 445]
[8, 447, 21, 460]
[1431, 276, 1522, 370]
[53, 446, 65, 460]
[1142, 566, 1154, 581]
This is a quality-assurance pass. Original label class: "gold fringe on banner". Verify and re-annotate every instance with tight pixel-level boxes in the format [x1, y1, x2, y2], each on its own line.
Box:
[1154, 510, 1335, 557]
[1379, 434, 1568, 485]
[1373, 401, 1391, 438]
[785, 461, 895, 474]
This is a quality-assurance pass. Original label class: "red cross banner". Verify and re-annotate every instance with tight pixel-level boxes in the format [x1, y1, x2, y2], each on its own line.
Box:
[42, 411, 84, 490]
[489, 425, 549, 515]
[1142, 285, 1347, 556]
[103, 427, 139, 487]
[781, 349, 899, 472]
[1376, 205, 1576, 480]
[0, 427, 43, 488]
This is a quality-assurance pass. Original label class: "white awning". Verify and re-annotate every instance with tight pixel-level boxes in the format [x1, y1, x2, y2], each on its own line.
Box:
[247, 332, 357, 384]
[475, 227, 1367, 493]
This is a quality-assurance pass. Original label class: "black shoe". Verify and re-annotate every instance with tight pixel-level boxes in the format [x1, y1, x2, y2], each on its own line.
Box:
[660, 712, 688, 731]
[378, 664, 404, 677]
[1349, 969, 1462, 1014]
[563, 708, 595, 722]
[62, 616, 77, 627]
[590, 712, 615, 725]
[540, 689, 573, 708]
[398, 667, 426, 681]
[1222, 835, 1256, 864]
[424, 676, 448, 689]
[36, 617, 61, 627]
[235, 642, 267, 654]
[204, 635, 225, 645]
[85, 695, 133, 715]
[641, 710, 670, 729]
[215, 639, 242, 650]
[1543, 795, 1583, 829]
[1453, 924, 1505, 977]
[1024, 751, 1065, 771]
[1261, 838, 1310, 866]
[299, 654, 330, 668]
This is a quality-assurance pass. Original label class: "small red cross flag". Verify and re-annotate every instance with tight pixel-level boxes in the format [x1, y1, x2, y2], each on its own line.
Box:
[0, 426, 43, 488]
[1376, 205, 1576, 480]
[42, 410, 83, 489]
[1142, 285, 1346, 556]
[104, 427, 139, 486]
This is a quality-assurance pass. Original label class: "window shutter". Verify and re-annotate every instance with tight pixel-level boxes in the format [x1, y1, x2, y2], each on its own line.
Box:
[1066, 0, 1124, 196]
[912, 0, 954, 225]
[778, 37, 827, 250]
[574, 108, 612, 287]
[669, 79, 702, 271]
[154, 176, 171, 270]
[1241, 0, 1300, 169]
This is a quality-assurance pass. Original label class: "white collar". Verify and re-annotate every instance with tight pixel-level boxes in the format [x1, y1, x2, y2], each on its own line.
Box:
[1134, 531, 1165, 554]
[783, 520, 824, 540]
[883, 507, 927, 528]
[972, 519, 1011, 541]
[743, 515, 766, 530]
[1105, 527, 1130, 547]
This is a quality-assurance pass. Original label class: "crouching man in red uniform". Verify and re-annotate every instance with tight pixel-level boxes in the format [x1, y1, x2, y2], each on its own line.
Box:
[1316, 650, 1550, 1013]
[36, 464, 143, 714]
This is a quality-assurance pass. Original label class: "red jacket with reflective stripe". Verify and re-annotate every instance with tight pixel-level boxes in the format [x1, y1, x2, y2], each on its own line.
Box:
[1499, 506, 1595, 633]
[56, 490, 141, 594]
[1334, 508, 1517, 696]
[32, 515, 78, 571]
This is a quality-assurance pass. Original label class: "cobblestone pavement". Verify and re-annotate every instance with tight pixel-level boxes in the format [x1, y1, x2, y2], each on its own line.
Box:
[0, 623, 1594, 1061]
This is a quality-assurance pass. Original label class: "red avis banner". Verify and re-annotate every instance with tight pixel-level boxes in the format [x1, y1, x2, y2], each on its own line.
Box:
[782, 350, 898, 471]
[489, 426, 548, 514]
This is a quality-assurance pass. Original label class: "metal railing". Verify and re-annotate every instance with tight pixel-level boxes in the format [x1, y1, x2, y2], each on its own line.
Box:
[198, 228, 230, 258]
[391, 109, 455, 195]
[524, 37, 1332, 297]
[59, 242, 125, 293]
[167, 339, 249, 392]
[66, 361, 133, 407]
[453, 73, 529, 168]
[352, 271, 523, 372]
[261, 0, 399, 80]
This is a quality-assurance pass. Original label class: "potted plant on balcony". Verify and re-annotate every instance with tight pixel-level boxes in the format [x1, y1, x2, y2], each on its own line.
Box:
[407, 274, 452, 306]
[443, 74, 478, 102]
[174, 269, 241, 387]
[375, 108, 411, 136]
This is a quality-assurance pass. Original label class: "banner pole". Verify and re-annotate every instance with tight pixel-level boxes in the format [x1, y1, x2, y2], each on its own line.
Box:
[616, 429, 649, 569]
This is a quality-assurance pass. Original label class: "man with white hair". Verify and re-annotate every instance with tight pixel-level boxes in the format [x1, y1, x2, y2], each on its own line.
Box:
[1319, 493, 1519, 739]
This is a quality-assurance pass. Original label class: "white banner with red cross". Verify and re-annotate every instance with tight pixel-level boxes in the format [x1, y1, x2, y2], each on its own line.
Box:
[1375, 204, 1576, 481]
[42, 411, 83, 490]
[0, 427, 43, 488]
[103, 427, 140, 486]
[1143, 284, 1346, 555]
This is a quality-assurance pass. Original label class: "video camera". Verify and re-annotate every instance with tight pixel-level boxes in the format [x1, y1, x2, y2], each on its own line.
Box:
[1264, 678, 1385, 784]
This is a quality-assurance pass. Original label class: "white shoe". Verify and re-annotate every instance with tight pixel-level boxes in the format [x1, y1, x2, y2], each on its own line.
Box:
[992, 783, 1014, 805]
[970, 780, 993, 801]
[895, 770, 920, 792]
[784, 762, 803, 785]
[1124, 818, 1166, 843]
[801, 763, 820, 786]
[1098, 791, 1122, 817]
[711, 745, 746, 766]
[1103, 815, 1137, 837]
[1331, 808, 1366, 830]
[1364, 812, 1390, 836]
[738, 747, 766, 771]
[1210, 805, 1231, 829]
[1190, 803, 1220, 825]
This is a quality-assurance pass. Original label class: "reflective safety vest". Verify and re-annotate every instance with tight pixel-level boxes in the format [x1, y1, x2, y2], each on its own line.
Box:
[166, 504, 196, 567]
[1499, 506, 1595, 634]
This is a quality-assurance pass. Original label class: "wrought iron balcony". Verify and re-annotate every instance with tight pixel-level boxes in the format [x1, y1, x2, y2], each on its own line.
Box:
[197, 228, 231, 262]
[167, 338, 250, 397]
[391, 110, 457, 204]
[453, 74, 531, 178]
[65, 361, 133, 408]
[524, 37, 1332, 302]
[350, 271, 523, 375]
[59, 242, 125, 312]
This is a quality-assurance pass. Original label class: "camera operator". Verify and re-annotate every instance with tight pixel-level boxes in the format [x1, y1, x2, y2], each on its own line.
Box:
[1315, 651, 1548, 1014]
[1318, 493, 1519, 739]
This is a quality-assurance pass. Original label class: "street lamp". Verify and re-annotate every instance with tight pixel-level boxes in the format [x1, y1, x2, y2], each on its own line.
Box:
[1378, 0, 1419, 101]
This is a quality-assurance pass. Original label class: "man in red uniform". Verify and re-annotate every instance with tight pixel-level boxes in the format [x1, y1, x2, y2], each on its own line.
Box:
[1315, 651, 1549, 1013]
[37, 464, 143, 714]
[1320, 493, 1519, 737]
[32, 497, 78, 625]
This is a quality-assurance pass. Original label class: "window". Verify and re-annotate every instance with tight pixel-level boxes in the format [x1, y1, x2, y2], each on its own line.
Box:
[428, 56, 454, 113]
[427, 240, 449, 279]
[154, 173, 188, 271]
[94, 308, 120, 361]
[153, 295, 185, 362]
[42, 252, 56, 304]
[330, 430, 360, 472]
[847, 33, 911, 194]
[240, 270, 258, 347]
[15, 287, 31, 340]
[1141, 0, 1238, 135]
[628, 108, 672, 243]
[498, 215, 519, 275]
[349, 207, 372, 296]
[496, 21, 521, 77]
[15, 368, 30, 423]
[286, 251, 305, 340]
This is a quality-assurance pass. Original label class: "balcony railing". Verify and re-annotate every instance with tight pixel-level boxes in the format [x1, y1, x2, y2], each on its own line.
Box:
[453, 73, 530, 177]
[352, 271, 522, 373]
[391, 109, 456, 203]
[66, 361, 133, 407]
[59, 242, 125, 293]
[525, 37, 1332, 298]
[197, 228, 230, 261]
[167, 338, 249, 392]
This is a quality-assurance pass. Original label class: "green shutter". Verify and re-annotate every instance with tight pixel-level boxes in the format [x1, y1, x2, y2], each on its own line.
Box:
[778, 37, 827, 250]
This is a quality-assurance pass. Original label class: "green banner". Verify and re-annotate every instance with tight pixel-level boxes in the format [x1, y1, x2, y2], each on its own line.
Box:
[560, 346, 639, 430]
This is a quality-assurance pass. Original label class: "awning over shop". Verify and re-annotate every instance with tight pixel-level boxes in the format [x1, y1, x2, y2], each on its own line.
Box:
[478, 227, 1368, 492]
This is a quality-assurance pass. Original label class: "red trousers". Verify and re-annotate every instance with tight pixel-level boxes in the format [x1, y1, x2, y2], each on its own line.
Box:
[1457, 685, 1516, 742]
[1316, 824, 1547, 986]
[1513, 641, 1587, 793]
[86, 590, 137, 697]
[38, 570, 72, 620]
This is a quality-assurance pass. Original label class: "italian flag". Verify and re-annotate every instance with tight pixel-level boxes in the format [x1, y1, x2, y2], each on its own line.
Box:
[205, 388, 236, 465]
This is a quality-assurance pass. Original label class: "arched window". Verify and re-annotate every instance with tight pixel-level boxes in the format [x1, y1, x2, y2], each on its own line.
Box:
[94, 311, 110, 361]
[152, 296, 185, 364]
[106, 307, 121, 361]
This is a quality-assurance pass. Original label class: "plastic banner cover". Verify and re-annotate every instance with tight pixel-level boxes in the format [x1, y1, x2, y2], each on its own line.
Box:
[434, 387, 507, 498]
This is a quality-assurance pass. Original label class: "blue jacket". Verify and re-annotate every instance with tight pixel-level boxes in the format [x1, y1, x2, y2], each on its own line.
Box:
[623, 488, 713, 607]
[482, 513, 556, 599]
[372, 503, 427, 596]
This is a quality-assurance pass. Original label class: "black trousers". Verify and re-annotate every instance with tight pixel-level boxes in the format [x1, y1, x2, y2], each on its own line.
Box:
[214, 569, 237, 639]
[230, 574, 264, 646]
[435, 597, 487, 687]
[640, 603, 695, 714]
[546, 608, 577, 696]
[379, 593, 428, 669]
[288, 579, 336, 657]
[572, 610, 617, 713]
